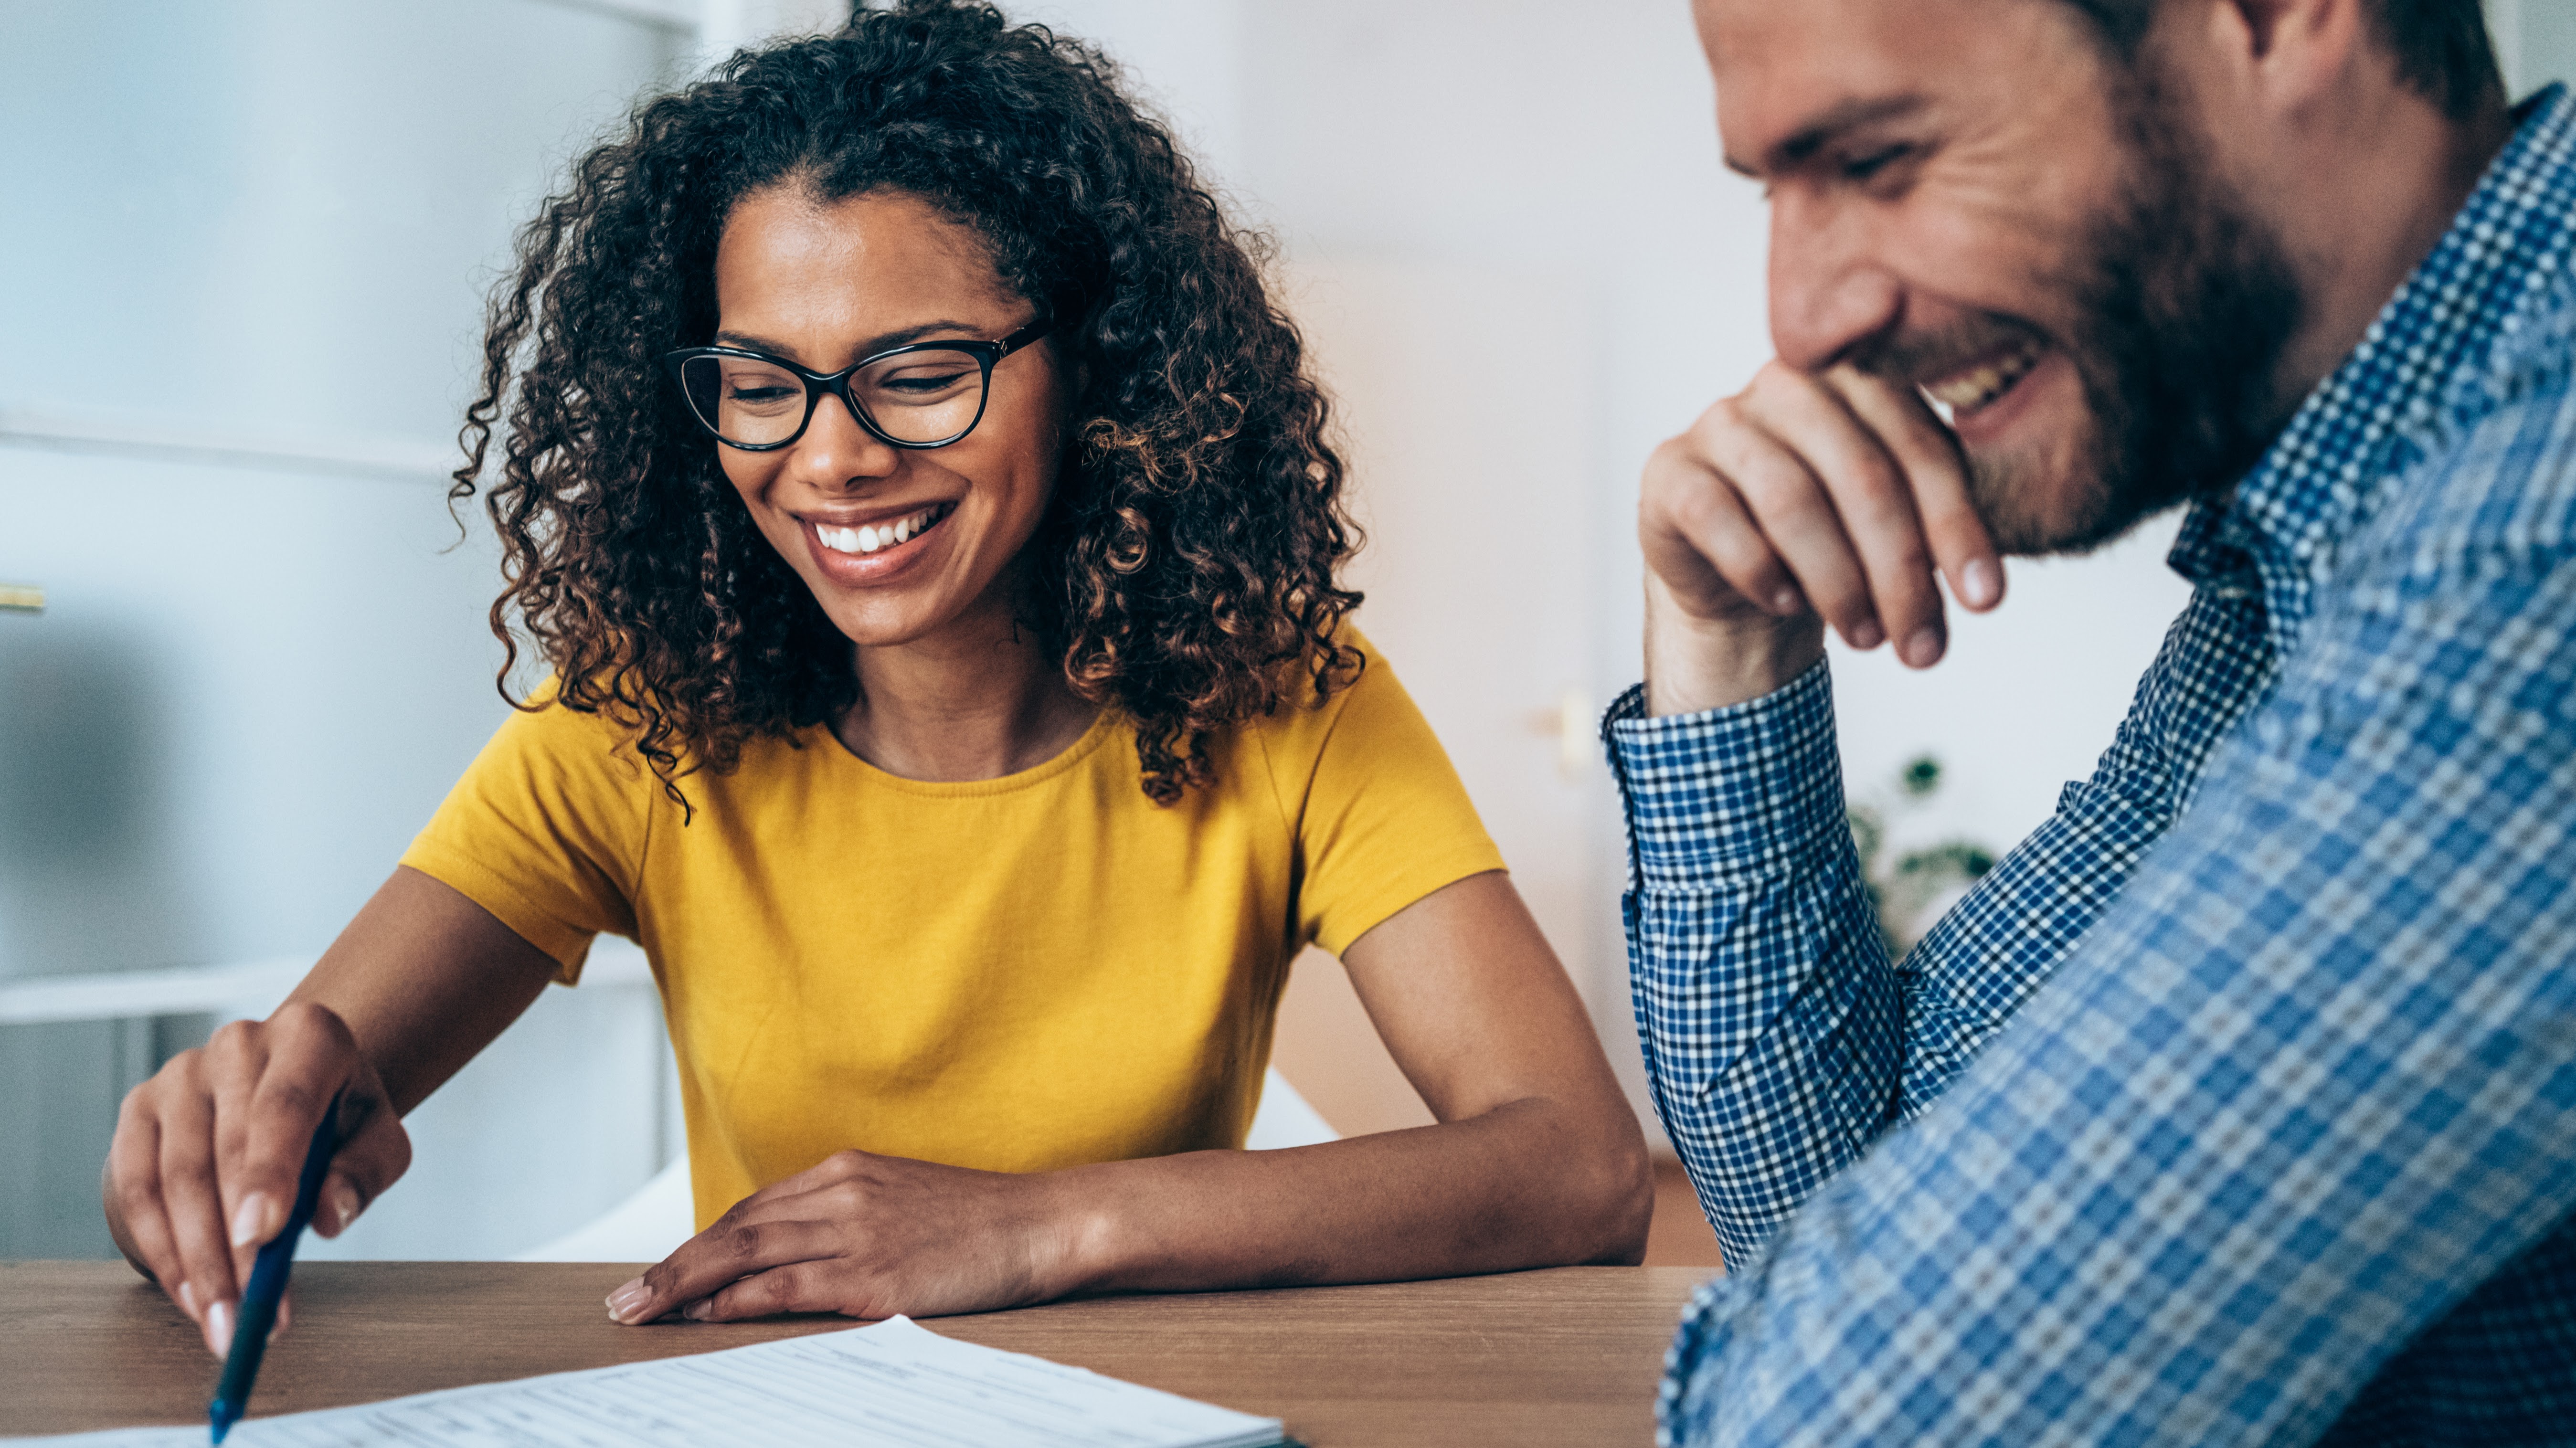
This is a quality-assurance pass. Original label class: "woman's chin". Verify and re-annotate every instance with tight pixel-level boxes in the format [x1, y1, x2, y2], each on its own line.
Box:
[818, 598, 955, 652]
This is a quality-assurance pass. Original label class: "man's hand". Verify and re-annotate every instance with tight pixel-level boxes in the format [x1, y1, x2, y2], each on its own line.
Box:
[1640, 360, 2005, 715]
[101, 1003, 411, 1357]
[605, 1150, 1077, 1325]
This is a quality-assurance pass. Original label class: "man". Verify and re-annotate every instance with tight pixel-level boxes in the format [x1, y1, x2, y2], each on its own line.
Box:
[1615, 0, 2576, 1441]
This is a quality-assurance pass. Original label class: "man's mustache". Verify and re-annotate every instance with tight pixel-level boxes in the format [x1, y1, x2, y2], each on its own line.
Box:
[1847, 315, 2056, 395]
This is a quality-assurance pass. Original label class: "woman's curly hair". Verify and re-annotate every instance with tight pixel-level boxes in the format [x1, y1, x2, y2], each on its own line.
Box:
[456, 0, 1361, 806]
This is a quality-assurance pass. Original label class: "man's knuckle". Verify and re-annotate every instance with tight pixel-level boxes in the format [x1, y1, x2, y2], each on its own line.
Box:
[1667, 484, 1735, 535]
[1884, 537, 1934, 575]
[1731, 460, 1795, 509]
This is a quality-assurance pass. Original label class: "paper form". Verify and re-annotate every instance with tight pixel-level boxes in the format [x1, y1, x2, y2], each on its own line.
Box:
[9, 1316, 1284, 1448]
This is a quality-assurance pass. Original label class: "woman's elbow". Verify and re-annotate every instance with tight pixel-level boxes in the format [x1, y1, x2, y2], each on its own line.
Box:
[1541, 1103, 1653, 1267]
[1588, 1124, 1656, 1265]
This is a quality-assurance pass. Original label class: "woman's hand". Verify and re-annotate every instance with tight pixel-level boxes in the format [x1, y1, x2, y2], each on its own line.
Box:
[1639, 359, 2004, 714]
[96, 868, 563, 1355]
[101, 1002, 412, 1357]
[606, 1150, 1076, 1324]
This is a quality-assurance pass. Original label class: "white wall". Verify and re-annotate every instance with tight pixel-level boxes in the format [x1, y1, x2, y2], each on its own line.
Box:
[0, 0, 689, 1258]
[2491, 0, 2576, 100]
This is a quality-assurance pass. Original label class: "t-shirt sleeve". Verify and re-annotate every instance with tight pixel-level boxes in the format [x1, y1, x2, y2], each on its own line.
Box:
[1272, 633, 1509, 956]
[398, 686, 650, 982]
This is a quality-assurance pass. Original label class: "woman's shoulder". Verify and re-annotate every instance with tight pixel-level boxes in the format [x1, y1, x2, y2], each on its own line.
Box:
[489, 674, 653, 753]
[1230, 624, 1438, 775]
[479, 674, 773, 797]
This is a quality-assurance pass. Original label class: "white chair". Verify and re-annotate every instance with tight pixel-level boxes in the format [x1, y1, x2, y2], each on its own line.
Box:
[512, 1067, 1341, 1262]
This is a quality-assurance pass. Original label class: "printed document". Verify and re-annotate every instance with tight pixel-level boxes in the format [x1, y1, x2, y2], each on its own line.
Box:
[9, 1316, 1284, 1447]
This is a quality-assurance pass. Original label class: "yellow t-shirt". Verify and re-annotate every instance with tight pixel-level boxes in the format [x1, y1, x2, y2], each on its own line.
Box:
[400, 635, 1503, 1228]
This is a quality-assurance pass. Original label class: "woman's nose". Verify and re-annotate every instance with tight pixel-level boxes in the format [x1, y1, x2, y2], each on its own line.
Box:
[784, 391, 903, 489]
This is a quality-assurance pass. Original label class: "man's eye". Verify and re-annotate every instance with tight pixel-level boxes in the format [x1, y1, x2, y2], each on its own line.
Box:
[1842, 144, 1914, 183]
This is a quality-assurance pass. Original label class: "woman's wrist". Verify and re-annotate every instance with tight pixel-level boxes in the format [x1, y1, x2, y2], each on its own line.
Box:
[1025, 1163, 1130, 1300]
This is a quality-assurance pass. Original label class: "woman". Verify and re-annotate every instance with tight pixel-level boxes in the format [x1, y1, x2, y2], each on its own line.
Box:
[104, 0, 1647, 1355]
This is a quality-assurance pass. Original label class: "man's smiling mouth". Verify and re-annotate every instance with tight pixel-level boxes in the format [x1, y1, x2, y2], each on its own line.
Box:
[813, 502, 954, 556]
[1922, 339, 2046, 417]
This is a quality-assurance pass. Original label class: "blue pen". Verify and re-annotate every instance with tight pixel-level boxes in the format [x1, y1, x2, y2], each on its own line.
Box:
[208, 1097, 340, 1444]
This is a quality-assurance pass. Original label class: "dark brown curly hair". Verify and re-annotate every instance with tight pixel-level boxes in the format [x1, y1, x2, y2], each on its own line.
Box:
[456, 0, 1361, 806]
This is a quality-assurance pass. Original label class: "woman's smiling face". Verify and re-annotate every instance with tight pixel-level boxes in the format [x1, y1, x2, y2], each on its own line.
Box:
[708, 186, 1070, 651]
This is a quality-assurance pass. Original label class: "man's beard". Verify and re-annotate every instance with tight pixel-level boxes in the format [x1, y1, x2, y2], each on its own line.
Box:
[1868, 69, 2308, 556]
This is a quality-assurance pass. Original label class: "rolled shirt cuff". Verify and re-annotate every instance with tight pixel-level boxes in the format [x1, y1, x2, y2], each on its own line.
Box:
[1603, 657, 1849, 891]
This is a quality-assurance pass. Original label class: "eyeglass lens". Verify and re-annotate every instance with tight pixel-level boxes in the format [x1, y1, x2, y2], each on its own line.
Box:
[678, 349, 989, 446]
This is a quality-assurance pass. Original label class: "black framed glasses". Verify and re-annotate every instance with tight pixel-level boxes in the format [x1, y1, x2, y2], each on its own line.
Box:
[661, 319, 1053, 452]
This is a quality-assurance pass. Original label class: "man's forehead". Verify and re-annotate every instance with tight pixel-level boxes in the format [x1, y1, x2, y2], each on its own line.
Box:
[1696, 0, 2090, 174]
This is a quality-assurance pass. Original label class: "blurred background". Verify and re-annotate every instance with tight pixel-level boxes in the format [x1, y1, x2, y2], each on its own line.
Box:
[3, 0, 2571, 1262]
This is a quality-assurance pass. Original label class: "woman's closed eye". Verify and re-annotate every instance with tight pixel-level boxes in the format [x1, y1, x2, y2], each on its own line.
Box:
[876, 368, 975, 397]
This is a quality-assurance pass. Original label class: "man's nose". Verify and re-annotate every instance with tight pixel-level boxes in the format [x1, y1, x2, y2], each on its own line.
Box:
[786, 391, 903, 489]
[1766, 192, 1902, 373]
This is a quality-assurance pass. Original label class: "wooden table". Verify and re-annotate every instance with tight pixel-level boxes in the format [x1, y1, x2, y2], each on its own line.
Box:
[0, 1261, 1711, 1445]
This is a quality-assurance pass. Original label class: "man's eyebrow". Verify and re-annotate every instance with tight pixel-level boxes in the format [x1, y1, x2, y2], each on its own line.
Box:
[1724, 94, 1930, 178]
[712, 319, 986, 363]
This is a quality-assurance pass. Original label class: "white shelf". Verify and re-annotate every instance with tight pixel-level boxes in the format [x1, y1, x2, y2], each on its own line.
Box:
[0, 937, 654, 1027]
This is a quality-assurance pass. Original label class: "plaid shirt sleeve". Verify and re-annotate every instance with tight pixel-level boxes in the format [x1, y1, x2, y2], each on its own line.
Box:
[1604, 604, 2264, 1265]
[1654, 487, 2576, 1443]
[1602, 663, 1902, 1266]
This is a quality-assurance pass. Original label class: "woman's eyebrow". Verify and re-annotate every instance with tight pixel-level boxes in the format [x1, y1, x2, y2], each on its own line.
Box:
[713, 319, 987, 363]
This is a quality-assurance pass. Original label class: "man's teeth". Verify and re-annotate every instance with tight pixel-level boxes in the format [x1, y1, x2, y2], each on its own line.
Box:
[815, 506, 943, 555]
[1925, 344, 2043, 413]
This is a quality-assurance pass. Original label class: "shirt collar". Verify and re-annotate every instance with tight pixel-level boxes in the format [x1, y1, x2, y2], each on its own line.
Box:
[2167, 83, 2576, 598]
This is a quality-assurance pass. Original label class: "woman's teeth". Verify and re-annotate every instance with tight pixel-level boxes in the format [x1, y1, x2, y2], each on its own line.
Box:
[815, 505, 945, 556]
[1925, 343, 2044, 414]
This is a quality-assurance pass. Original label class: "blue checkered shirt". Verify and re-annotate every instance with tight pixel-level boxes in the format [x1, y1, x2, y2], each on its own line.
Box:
[1609, 87, 2576, 1446]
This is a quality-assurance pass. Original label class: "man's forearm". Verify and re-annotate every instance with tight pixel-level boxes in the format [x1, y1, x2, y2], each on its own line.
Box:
[1608, 663, 1903, 1260]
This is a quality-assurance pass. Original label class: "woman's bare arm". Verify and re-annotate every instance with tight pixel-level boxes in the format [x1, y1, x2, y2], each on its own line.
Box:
[102, 866, 561, 1354]
[615, 870, 1652, 1324]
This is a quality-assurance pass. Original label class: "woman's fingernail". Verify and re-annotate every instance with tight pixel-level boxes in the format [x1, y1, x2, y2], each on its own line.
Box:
[682, 1300, 711, 1321]
[177, 1280, 198, 1316]
[229, 1193, 274, 1248]
[1904, 628, 1944, 667]
[1848, 618, 1885, 651]
[207, 1300, 235, 1359]
[1770, 588, 1803, 616]
[606, 1277, 650, 1321]
[328, 1182, 362, 1236]
[1960, 558, 2000, 608]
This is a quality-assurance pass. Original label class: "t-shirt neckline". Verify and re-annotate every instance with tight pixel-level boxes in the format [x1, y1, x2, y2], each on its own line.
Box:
[811, 706, 1122, 798]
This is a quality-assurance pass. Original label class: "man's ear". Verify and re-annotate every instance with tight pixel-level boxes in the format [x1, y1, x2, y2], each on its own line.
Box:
[2208, 0, 2371, 114]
